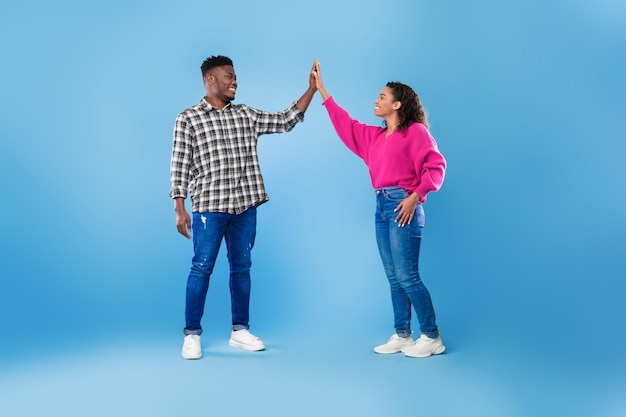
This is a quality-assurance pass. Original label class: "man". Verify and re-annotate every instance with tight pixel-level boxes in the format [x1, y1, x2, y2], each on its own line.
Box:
[170, 55, 316, 359]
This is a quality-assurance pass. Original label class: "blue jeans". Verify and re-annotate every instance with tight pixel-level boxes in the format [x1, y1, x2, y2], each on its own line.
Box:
[183, 207, 257, 335]
[375, 187, 439, 339]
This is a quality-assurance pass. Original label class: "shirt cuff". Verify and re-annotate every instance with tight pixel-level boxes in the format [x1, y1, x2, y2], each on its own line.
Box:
[169, 187, 187, 199]
[291, 101, 305, 122]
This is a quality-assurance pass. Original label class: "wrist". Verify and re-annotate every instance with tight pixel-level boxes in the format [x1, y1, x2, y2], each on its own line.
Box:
[174, 197, 186, 211]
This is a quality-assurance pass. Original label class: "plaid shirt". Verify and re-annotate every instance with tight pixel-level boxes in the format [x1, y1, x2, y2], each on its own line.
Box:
[170, 98, 305, 214]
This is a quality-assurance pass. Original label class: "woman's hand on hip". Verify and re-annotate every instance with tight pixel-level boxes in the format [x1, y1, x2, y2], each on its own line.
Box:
[394, 193, 421, 227]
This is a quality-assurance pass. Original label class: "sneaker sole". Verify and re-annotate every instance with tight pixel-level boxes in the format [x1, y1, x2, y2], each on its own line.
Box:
[229, 339, 265, 352]
[374, 345, 413, 354]
[404, 344, 446, 358]
[181, 352, 202, 360]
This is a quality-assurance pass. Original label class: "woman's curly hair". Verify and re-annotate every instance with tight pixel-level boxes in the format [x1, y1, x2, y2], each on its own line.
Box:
[386, 82, 429, 132]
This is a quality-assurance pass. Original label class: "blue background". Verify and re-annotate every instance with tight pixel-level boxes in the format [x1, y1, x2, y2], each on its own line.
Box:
[1, 0, 625, 416]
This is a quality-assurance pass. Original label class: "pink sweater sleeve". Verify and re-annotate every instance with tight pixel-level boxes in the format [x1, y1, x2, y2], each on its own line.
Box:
[414, 145, 446, 202]
[322, 96, 376, 162]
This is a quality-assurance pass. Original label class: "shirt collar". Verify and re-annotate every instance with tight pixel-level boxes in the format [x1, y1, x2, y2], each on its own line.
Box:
[201, 97, 232, 111]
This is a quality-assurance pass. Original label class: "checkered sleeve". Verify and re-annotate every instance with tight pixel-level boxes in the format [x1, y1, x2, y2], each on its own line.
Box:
[249, 102, 305, 135]
[169, 113, 193, 199]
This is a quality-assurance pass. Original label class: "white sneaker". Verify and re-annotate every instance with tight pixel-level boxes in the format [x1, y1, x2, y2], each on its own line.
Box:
[181, 334, 202, 360]
[403, 334, 445, 358]
[229, 329, 265, 351]
[374, 334, 414, 354]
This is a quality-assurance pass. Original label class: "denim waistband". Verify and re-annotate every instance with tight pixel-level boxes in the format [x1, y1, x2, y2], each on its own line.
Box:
[375, 186, 406, 194]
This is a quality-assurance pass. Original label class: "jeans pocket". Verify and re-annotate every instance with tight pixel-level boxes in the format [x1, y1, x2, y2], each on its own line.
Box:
[414, 204, 425, 228]
[384, 188, 408, 202]
[409, 223, 424, 238]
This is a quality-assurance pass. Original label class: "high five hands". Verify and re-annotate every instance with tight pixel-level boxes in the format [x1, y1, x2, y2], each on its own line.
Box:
[312, 59, 330, 101]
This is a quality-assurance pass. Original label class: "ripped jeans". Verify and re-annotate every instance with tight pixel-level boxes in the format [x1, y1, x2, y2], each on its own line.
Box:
[183, 207, 257, 335]
[375, 187, 439, 339]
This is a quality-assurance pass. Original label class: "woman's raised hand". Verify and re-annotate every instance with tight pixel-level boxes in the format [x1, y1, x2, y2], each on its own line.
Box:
[313, 59, 330, 101]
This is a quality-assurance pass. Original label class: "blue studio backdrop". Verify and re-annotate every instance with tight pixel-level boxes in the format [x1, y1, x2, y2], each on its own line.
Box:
[1, 1, 625, 416]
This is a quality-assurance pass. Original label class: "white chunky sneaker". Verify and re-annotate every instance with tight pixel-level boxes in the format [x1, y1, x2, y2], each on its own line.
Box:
[181, 334, 202, 360]
[229, 329, 265, 351]
[374, 334, 414, 354]
[403, 334, 445, 358]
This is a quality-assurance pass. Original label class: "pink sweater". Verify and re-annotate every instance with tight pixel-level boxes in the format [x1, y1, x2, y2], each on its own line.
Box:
[322, 97, 446, 202]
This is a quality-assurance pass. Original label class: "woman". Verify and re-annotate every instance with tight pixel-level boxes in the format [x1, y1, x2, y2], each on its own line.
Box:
[313, 60, 447, 358]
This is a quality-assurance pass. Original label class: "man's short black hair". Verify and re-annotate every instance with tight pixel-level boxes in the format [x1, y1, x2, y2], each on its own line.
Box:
[201, 55, 233, 77]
